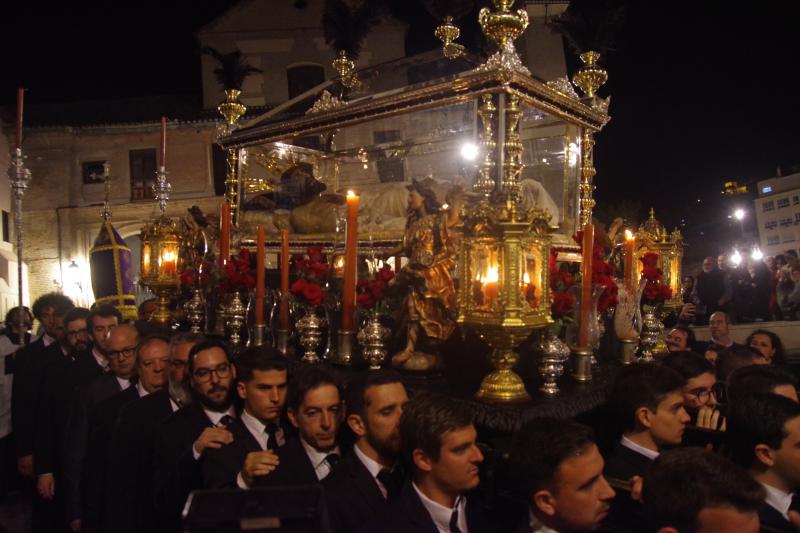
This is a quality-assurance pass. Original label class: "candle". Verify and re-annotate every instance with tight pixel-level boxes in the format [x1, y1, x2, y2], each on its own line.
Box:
[161, 249, 177, 275]
[481, 266, 499, 307]
[341, 191, 359, 332]
[280, 229, 289, 329]
[160, 116, 167, 169]
[255, 225, 266, 325]
[578, 224, 595, 349]
[624, 230, 635, 294]
[333, 255, 345, 278]
[142, 244, 151, 276]
[16, 88, 24, 150]
[219, 203, 231, 268]
[522, 271, 532, 305]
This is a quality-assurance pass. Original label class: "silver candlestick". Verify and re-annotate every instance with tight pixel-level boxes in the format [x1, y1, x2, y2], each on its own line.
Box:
[226, 292, 247, 346]
[8, 147, 31, 344]
[186, 289, 205, 333]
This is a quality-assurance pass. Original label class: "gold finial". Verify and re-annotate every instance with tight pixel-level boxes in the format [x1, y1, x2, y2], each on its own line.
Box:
[332, 50, 360, 89]
[218, 89, 247, 127]
[435, 16, 465, 59]
[572, 51, 608, 99]
[649, 207, 655, 220]
[478, 0, 530, 75]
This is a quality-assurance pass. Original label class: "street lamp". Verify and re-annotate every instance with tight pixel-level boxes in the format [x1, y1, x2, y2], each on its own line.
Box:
[731, 249, 742, 266]
[751, 248, 764, 261]
[733, 208, 745, 221]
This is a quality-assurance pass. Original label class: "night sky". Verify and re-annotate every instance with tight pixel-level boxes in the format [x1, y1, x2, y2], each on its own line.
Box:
[4, 1, 800, 254]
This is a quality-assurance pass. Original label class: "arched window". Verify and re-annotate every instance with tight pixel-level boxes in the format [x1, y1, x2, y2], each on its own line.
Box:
[287, 64, 325, 99]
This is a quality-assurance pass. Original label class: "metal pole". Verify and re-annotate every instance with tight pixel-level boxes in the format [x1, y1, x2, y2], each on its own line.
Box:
[8, 147, 31, 345]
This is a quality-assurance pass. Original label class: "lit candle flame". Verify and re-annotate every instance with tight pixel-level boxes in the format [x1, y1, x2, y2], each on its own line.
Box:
[523, 272, 531, 284]
[485, 266, 499, 283]
[625, 229, 634, 240]
[347, 190, 357, 198]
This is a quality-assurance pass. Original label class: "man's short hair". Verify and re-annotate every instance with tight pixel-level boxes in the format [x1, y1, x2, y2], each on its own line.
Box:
[135, 334, 170, 362]
[663, 351, 713, 381]
[608, 363, 686, 433]
[644, 447, 764, 533]
[32, 292, 74, 319]
[399, 393, 473, 465]
[234, 346, 287, 384]
[709, 311, 730, 325]
[168, 332, 205, 359]
[507, 418, 596, 501]
[87, 304, 123, 330]
[726, 392, 800, 468]
[716, 345, 765, 383]
[286, 366, 340, 412]
[785, 250, 799, 259]
[727, 365, 798, 406]
[187, 339, 230, 374]
[63, 307, 91, 327]
[345, 369, 404, 419]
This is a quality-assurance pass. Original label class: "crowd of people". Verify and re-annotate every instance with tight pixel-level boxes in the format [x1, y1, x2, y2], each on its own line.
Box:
[0, 291, 798, 532]
[683, 250, 800, 324]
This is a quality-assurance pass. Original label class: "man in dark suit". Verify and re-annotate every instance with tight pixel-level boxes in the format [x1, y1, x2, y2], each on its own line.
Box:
[106, 332, 203, 533]
[11, 292, 73, 479]
[644, 448, 764, 533]
[63, 312, 129, 531]
[152, 339, 237, 532]
[726, 393, 800, 532]
[203, 346, 289, 489]
[324, 370, 408, 533]
[257, 365, 343, 487]
[505, 418, 615, 533]
[365, 393, 491, 533]
[81, 334, 169, 532]
[604, 363, 689, 482]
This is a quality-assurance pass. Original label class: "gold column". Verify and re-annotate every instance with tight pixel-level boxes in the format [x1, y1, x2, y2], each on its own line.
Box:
[474, 94, 496, 197]
[218, 88, 247, 226]
[579, 129, 596, 228]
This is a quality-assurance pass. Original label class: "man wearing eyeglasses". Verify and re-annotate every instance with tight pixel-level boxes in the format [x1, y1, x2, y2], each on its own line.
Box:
[107, 332, 203, 533]
[153, 340, 237, 532]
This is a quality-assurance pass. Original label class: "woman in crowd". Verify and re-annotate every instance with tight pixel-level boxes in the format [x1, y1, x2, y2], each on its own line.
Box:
[746, 328, 786, 365]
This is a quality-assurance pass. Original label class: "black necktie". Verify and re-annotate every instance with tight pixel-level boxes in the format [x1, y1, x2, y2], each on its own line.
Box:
[449, 509, 462, 533]
[219, 415, 235, 427]
[265, 423, 279, 450]
[325, 453, 340, 469]
[790, 493, 800, 513]
[377, 469, 400, 500]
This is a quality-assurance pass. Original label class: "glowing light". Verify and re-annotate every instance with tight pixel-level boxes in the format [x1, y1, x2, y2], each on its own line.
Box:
[485, 266, 499, 282]
[731, 249, 742, 266]
[733, 208, 745, 221]
[567, 142, 579, 167]
[523, 272, 531, 284]
[751, 249, 764, 261]
[624, 229, 634, 240]
[460, 142, 479, 161]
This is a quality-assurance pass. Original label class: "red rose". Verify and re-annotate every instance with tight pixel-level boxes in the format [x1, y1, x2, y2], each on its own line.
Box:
[241, 274, 255, 289]
[641, 266, 660, 281]
[357, 292, 375, 309]
[307, 246, 324, 264]
[551, 292, 575, 318]
[369, 279, 385, 300]
[180, 269, 196, 287]
[310, 262, 329, 281]
[302, 282, 324, 306]
[291, 278, 308, 296]
[377, 265, 395, 283]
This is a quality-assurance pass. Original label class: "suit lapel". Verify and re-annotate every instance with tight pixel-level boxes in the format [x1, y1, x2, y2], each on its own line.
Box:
[400, 482, 439, 533]
[348, 452, 387, 511]
[232, 420, 263, 453]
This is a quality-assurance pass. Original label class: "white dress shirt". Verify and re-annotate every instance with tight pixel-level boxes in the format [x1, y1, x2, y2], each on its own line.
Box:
[92, 348, 109, 371]
[412, 482, 468, 533]
[300, 437, 340, 480]
[620, 435, 659, 461]
[116, 376, 131, 391]
[763, 483, 793, 521]
[528, 507, 560, 533]
[240, 409, 269, 451]
[353, 442, 391, 499]
[135, 380, 150, 398]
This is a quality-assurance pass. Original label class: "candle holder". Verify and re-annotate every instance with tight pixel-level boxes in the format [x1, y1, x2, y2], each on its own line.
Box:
[251, 324, 266, 347]
[139, 165, 182, 326]
[538, 329, 570, 395]
[331, 330, 356, 366]
[226, 292, 247, 347]
[275, 329, 291, 356]
[186, 288, 205, 333]
[619, 338, 638, 365]
[635, 209, 685, 312]
[358, 314, 389, 370]
[296, 306, 323, 364]
[571, 347, 594, 382]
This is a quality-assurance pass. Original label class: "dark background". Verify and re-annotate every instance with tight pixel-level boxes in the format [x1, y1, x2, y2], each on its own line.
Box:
[3, 1, 799, 258]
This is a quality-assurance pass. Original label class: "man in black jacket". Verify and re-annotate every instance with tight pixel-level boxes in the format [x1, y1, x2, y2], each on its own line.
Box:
[365, 393, 491, 533]
[106, 332, 202, 533]
[257, 365, 343, 487]
[726, 393, 800, 532]
[11, 292, 73, 479]
[152, 340, 236, 532]
[324, 370, 408, 533]
[604, 363, 689, 482]
[203, 346, 289, 489]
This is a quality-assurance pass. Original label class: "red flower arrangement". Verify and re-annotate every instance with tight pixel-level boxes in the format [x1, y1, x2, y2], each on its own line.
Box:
[220, 248, 256, 293]
[357, 264, 395, 311]
[640, 252, 672, 304]
[290, 246, 329, 307]
[571, 231, 619, 313]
